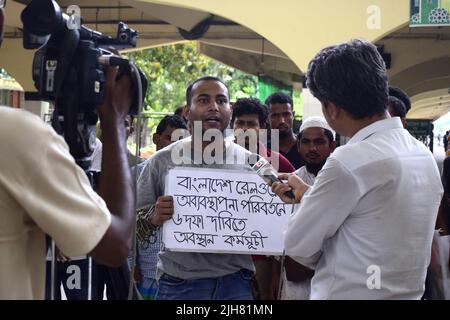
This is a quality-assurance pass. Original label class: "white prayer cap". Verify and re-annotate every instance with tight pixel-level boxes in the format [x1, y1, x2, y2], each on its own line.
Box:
[299, 116, 333, 134]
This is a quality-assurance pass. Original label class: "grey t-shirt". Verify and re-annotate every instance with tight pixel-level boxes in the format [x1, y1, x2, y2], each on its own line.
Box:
[137, 137, 255, 280]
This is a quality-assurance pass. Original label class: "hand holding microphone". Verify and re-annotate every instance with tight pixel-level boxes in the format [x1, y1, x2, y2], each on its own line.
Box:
[251, 155, 309, 204]
[271, 173, 310, 204]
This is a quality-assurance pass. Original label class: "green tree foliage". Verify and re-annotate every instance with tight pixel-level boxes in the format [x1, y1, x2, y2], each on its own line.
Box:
[125, 42, 257, 157]
[125, 42, 257, 113]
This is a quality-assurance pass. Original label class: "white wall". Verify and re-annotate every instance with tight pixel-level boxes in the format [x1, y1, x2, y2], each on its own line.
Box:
[301, 88, 324, 119]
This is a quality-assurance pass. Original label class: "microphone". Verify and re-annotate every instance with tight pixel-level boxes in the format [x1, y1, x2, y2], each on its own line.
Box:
[250, 155, 295, 199]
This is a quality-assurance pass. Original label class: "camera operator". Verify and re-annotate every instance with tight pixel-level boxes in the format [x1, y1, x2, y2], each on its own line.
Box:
[0, 2, 135, 300]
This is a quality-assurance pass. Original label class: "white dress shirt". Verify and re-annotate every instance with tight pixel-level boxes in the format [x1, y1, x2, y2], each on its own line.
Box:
[284, 117, 443, 299]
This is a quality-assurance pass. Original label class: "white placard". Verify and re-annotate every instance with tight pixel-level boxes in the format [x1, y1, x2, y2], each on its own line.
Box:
[163, 167, 292, 255]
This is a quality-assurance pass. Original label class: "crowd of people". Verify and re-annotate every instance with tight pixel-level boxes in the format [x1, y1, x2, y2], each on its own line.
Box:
[0, 1, 448, 300]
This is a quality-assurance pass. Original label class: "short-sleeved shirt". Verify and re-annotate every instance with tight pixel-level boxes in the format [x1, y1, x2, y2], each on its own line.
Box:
[137, 137, 255, 280]
[0, 108, 111, 299]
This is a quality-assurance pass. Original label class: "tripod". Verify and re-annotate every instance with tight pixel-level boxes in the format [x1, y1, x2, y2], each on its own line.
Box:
[48, 66, 98, 300]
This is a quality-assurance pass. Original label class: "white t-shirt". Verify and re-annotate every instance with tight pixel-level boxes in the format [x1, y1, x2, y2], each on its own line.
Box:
[285, 117, 443, 299]
[0, 108, 111, 299]
[294, 166, 316, 186]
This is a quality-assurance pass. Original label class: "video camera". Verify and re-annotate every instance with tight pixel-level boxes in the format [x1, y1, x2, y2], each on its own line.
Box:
[21, 0, 148, 170]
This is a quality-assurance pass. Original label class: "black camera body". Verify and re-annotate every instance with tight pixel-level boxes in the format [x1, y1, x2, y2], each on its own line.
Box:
[21, 0, 148, 169]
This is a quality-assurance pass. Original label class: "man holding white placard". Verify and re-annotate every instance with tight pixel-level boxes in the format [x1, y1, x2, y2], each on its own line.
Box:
[137, 77, 256, 300]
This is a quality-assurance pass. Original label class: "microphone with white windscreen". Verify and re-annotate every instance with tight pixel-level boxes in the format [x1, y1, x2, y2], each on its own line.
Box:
[250, 155, 295, 199]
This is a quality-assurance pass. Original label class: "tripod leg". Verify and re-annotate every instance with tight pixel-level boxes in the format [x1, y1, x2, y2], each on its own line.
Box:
[277, 251, 286, 300]
[88, 256, 92, 300]
[50, 239, 57, 300]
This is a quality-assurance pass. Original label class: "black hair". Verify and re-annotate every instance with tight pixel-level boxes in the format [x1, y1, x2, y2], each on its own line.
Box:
[185, 76, 229, 106]
[298, 128, 335, 143]
[388, 96, 407, 118]
[306, 39, 388, 119]
[389, 86, 411, 112]
[264, 92, 293, 109]
[156, 115, 187, 135]
[231, 98, 268, 127]
[174, 106, 185, 116]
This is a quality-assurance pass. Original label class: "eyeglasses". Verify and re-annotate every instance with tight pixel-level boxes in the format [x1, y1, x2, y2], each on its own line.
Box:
[0, 0, 5, 9]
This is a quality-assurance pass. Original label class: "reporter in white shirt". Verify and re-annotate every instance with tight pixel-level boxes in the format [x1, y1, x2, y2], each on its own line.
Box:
[271, 39, 443, 300]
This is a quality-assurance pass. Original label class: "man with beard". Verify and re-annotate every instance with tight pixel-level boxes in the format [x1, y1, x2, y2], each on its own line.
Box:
[281, 116, 335, 300]
[266, 92, 305, 169]
[137, 76, 255, 300]
[295, 116, 336, 184]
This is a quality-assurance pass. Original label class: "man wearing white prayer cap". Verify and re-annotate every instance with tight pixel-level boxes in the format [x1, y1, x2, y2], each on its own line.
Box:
[295, 116, 336, 184]
[280, 116, 336, 300]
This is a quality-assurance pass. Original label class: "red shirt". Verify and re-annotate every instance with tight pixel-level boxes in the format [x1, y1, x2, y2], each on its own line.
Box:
[259, 143, 295, 173]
